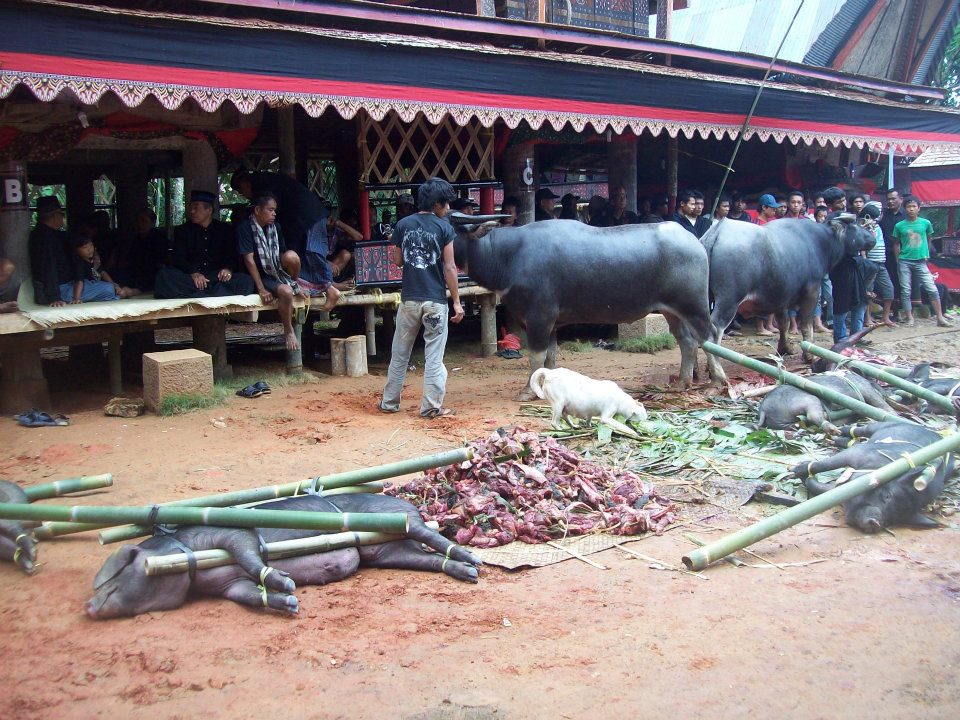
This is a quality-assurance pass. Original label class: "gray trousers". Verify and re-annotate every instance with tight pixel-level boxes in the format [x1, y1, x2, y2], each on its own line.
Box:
[380, 300, 449, 415]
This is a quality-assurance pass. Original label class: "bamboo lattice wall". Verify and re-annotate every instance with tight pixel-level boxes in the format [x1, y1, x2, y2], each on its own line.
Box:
[358, 111, 495, 185]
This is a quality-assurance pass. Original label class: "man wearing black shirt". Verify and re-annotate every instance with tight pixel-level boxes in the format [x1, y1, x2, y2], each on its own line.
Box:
[879, 187, 906, 314]
[534, 188, 560, 222]
[671, 189, 712, 238]
[379, 177, 464, 419]
[28, 196, 74, 307]
[154, 191, 253, 298]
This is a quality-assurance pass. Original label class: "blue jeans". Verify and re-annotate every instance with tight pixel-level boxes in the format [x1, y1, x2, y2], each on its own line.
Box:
[301, 220, 332, 287]
[58, 280, 118, 303]
[833, 304, 865, 344]
[380, 300, 450, 415]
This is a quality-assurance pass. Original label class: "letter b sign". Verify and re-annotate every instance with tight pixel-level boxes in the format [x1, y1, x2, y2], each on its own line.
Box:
[1, 175, 27, 210]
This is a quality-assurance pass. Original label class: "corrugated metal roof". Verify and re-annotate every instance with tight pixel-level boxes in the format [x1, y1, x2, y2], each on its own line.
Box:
[913, 0, 960, 85]
[802, 0, 872, 66]
[656, 0, 846, 63]
[910, 146, 960, 167]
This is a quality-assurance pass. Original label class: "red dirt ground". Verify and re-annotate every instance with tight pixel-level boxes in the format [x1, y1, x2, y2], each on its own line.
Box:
[1, 322, 959, 719]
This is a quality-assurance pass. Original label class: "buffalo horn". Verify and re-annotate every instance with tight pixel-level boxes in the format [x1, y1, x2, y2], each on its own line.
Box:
[448, 212, 509, 225]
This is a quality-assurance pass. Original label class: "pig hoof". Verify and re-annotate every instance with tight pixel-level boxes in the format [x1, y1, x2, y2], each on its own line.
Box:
[463, 566, 479, 583]
[790, 463, 808, 478]
[283, 596, 299, 615]
[517, 388, 535, 402]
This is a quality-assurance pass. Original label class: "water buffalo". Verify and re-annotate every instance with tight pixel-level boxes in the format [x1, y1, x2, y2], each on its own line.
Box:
[703, 214, 876, 357]
[451, 215, 727, 396]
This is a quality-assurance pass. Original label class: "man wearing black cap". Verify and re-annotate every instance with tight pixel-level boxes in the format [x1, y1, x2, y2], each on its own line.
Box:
[558, 193, 580, 220]
[28, 196, 75, 307]
[451, 197, 479, 216]
[154, 190, 253, 299]
[534, 188, 560, 222]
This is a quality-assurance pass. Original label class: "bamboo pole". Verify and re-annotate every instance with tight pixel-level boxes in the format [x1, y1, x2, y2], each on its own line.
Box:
[0, 503, 409, 535]
[23, 474, 113, 502]
[36, 447, 471, 539]
[801, 342, 957, 414]
[703, 342, 902, 423]
[143, 521, 441, 576]
[682, 431, 960, 571]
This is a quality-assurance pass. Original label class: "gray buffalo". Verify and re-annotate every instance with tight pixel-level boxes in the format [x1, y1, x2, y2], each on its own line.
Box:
[451, 215, 727, 396]
[703, 214, 876, 357]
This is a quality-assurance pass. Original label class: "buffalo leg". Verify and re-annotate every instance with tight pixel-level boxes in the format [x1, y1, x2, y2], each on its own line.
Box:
[358, 540, 479, 583]
[520, 311, 556, 400]
[796, 284, 819, 359]
[545, 331, 558, 369]
[776, 308, 795, 356]
[662, 313, 697, 387]
[220, 576, 300, 614]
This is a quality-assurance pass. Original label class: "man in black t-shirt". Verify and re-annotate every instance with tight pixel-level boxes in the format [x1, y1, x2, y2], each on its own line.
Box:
[379, 177, 464, 419]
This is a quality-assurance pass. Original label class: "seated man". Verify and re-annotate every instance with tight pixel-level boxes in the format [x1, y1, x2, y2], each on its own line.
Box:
[28, 196, 75, 307]
[0, 256, 20, 313]
[154, 190, 254, 299]
[327, 209, 363, 290]
[106, 207, 167, 292]
[237, 192, 303, 350]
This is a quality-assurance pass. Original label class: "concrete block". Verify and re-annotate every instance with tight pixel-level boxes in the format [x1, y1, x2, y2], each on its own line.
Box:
[142, 349, 213, 412]
[618, 313, 670, 340]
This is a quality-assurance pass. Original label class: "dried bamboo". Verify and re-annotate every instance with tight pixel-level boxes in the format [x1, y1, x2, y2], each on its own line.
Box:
[682, 431, 960, 571]
[144, 521, 441, 576]
[37, 447, 471, 540]
[801, 342, 957, 414]
[0, 503, 409, 535]
[703, 342, 902, 423]
[23, 474, 113, 502]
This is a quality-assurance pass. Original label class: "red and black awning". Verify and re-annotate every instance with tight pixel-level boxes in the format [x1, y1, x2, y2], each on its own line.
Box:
[910, 166, 960, 206]
[3, 1, 960, 151]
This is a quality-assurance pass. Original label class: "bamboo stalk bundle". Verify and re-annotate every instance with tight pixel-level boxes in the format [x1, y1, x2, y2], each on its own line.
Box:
[23, 474, 113, 502]
[0, 503, 409, 535]
[800, 342, 957, 414]
[703, 342, 902, 423]
[682, 430, 960, 571]
[143, 521, 441, 576]
[36, 447, 471, 539]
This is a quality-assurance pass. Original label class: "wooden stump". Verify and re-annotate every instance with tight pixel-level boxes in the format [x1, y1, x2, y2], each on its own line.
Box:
[330, 337, 348, 376]
[192, 315, 232, 381]
[345, 335, 368, 377]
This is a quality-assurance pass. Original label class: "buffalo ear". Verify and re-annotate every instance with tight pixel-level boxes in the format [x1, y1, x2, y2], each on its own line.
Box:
[93, 545, 139, 589]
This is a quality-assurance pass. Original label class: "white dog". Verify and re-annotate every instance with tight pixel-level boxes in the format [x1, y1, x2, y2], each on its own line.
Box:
[529, 367, 648, 428]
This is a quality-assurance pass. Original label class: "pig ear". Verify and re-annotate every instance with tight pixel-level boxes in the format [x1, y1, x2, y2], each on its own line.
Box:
[93, 545, 140, 589]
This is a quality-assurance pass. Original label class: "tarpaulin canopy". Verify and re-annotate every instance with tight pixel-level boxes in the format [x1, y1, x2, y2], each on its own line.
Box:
[3, 0, 960, 151]
[911, 166, 960, 206]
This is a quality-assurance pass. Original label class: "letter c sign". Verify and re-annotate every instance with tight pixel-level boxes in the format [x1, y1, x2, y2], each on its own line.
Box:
[522, 159, 534, 187]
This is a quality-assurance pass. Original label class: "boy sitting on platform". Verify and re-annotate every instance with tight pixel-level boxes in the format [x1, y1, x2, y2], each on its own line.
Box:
[64, 235, 139, 304]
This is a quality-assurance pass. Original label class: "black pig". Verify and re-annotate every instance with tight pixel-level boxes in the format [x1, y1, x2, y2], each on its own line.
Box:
[791, 421, 952, 532]
[87, 494, 481, 619]
[758, 371, 896, 432]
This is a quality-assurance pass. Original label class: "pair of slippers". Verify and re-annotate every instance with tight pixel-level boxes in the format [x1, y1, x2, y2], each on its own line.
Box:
[236, 381, 272, 399]
[15, 410, 70, 427]
[377, 404, 455, 419]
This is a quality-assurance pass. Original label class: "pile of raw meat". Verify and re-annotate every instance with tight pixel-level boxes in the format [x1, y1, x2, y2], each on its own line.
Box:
[387, 427, 677, 548]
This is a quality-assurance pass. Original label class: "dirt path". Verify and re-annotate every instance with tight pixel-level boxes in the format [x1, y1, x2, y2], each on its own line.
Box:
[1, 321, 959, 719]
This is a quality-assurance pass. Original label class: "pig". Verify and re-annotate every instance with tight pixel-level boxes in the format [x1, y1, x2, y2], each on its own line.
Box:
[529, 367, 647, 428]
[791, 421, 952, 532]
[809, 324, 877, 373]
[87, 493, 482, 619]
[757, 370, 896, 432]
[0, 480, 38, 574]
[905, 363, 960, 414]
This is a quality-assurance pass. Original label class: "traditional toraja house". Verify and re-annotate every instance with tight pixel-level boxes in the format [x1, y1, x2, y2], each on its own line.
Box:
[1, 0, 960, 411]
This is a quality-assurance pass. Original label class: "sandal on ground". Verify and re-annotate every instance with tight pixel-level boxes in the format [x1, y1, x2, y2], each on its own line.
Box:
[725, 329, 743, 337]
[421, 407, 455, 419]
[236, 384, 263, 399]
[377, 402, 399, 413]
[253, 380, 272, 395]
[14, 410, 70, 427]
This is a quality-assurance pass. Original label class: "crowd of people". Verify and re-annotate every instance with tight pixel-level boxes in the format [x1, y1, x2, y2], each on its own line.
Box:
[520, 183, 954, 337]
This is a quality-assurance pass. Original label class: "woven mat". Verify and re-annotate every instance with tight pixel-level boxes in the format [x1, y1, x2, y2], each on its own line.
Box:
[471, 533, 639, 570]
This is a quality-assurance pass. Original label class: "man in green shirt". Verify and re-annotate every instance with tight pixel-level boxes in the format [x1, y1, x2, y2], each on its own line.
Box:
[892, 196, 952, 327]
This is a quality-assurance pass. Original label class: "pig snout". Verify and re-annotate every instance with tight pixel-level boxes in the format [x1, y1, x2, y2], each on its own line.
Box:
[850, 506, 884, 534]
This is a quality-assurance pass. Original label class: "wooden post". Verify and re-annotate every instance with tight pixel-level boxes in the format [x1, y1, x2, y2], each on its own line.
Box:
[107, 334, 122, 396]
[330, 337, 347, 376]
[948, 207, 956, 236]
[667, 137, 678, 215]
[192, 315, 233, 381]
[278, 106, 297, 179]
[182, 139, 218, 206]
[480, 293, 497, 357]
[608, 134, 638, 213]
[0, 160, 31, 276]
[364, 305, 377, 356]
[65, 170, 95, 224]
[502, 141, 535, 225]
[479, 187, 495, 215]
[345, 335, 368, 376]
[0, 347, 50, 415]
[286, 307, 304, 376]
[358, 188, 371, 240]
[115, 167, 149, 238]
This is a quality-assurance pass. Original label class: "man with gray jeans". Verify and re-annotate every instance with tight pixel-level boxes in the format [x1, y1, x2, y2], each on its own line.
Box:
[379, 177, 465, 418]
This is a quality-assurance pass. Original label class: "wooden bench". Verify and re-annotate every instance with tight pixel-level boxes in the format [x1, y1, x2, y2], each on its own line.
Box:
[0, 285, 496, 413]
